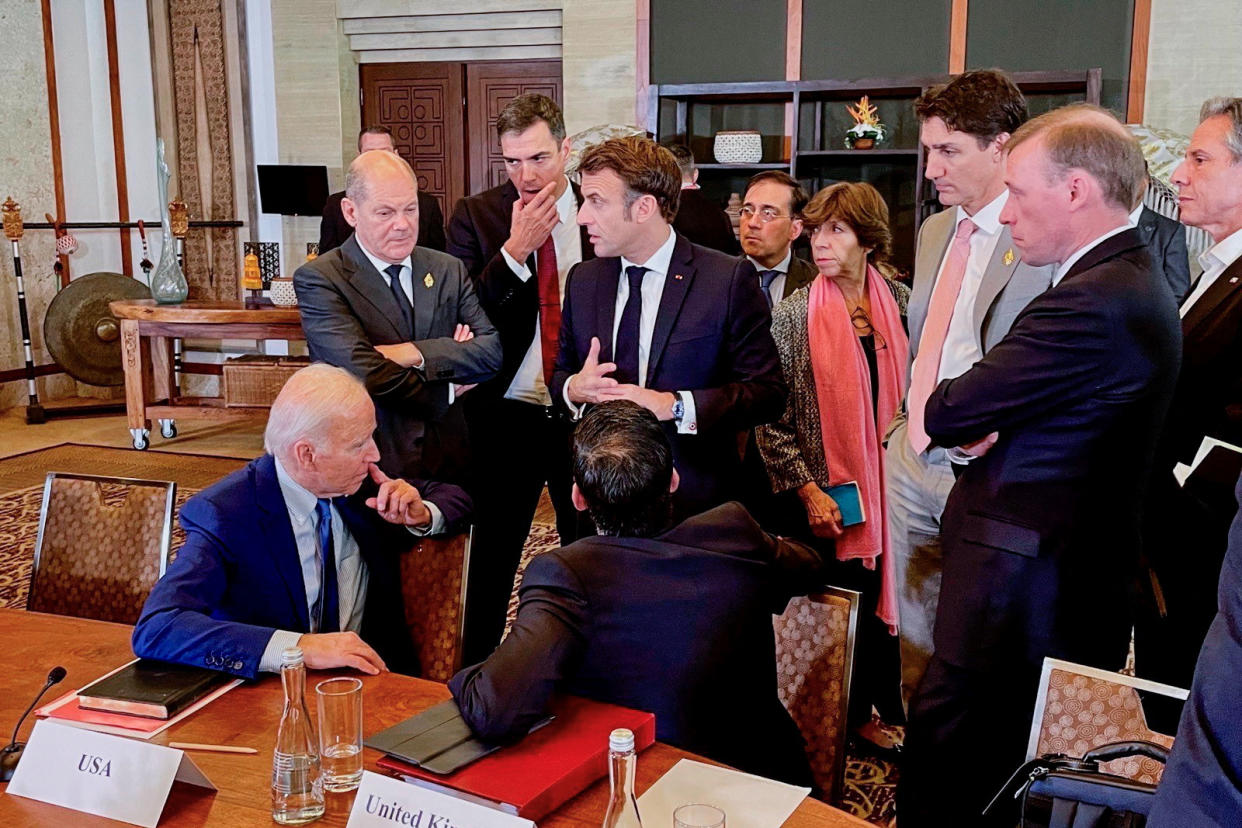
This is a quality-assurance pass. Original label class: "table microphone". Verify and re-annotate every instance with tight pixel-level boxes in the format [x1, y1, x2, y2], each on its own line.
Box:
[0, 666, 67, 782]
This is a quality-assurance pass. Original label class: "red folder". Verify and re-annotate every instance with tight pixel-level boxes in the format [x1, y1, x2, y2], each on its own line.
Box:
[376, 696, 656, 820]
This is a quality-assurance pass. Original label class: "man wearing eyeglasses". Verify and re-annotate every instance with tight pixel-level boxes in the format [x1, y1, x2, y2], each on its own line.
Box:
[739, 171, 816, 306]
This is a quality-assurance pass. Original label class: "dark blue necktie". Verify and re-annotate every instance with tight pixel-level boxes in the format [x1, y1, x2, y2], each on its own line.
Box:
[314, 498, 339, 634]
[613, 265, 646, 386]
[759, 270, 779, 308]
[384, 264, 413, 338]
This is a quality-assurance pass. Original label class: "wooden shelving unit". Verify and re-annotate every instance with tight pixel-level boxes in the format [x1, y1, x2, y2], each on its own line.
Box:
[649, 70, 1101, 275]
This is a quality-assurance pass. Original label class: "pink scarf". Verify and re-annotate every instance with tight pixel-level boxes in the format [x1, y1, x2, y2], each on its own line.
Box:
[806, 265, 909, 632]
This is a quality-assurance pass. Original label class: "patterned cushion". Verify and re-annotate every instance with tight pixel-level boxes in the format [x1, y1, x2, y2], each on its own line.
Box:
[774, 592, 857, 803]
[1034, 667, 1176, 785]
[503, 523, 562, 639]
[28, 474, 176, 625]
[400, 530, 471, 683]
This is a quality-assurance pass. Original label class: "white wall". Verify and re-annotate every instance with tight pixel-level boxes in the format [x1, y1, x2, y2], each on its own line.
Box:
[1144, 0, 1242, 136]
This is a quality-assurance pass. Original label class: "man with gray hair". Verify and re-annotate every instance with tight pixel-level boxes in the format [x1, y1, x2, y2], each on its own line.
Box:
[132, 364, 472, 678]
[1137, 97, 1242, 713]
[899, 106, 1182, 825]
[295, 149, 501, 484]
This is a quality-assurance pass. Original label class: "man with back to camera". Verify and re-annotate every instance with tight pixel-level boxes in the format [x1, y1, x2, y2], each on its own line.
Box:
[445, 94, 593, 663]
[449, 400, 825, 787]
[549, 135, 785, 519]
[133, 364, 472, 679]
[885, 69, 1053, 709]
[666, 143, 740, 255]
[319, 125, 446, 255]
[899, 105, 1181, 825]
[295, 150, 501, 484]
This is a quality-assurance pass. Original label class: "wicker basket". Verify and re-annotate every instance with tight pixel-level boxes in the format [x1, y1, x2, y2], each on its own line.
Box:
[222, 355, 311, 408]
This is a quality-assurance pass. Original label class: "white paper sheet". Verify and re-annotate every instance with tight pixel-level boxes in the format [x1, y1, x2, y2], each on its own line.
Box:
[636, 759, 809, 828]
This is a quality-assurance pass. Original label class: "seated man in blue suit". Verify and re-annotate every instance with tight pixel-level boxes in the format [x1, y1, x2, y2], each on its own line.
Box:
[449, 401, 825, 787]
[132, 364, 471, 679]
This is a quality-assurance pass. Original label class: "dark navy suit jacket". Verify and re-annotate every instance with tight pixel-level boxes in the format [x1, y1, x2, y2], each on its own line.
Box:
[549, 233, 786, 516]
[131, 454, 471, 679]
[925, 229, 1182, 671]
[1149, 473, 1242, 826]
[449, 502, 823, 786]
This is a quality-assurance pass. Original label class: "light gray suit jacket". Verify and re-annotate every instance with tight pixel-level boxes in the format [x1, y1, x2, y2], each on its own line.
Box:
[294, 234, 502, 481]
[890, 206, 1053, 436]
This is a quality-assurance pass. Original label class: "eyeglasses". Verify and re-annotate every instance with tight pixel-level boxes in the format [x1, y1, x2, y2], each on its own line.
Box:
[739, 205, 793, 224]
[850, 305, 888, 351]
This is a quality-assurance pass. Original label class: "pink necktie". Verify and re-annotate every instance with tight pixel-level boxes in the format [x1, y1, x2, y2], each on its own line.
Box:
[907, 218, 977, 453]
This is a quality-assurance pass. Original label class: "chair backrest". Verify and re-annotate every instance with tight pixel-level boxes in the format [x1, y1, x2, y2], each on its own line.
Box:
[1031, 664, 1178, 786]
[773, 586, 861, 804]
[399, 527, 472, 683]
[28, 472, 176, 624]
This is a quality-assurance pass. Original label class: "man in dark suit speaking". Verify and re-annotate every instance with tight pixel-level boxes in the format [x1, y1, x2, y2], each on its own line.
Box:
[295, 150, 501, 482]
[550, 136, 785, 516]
[899, 106, 1182, 825]
[133, 365, 471, 679]
[450, 401, 823, 786]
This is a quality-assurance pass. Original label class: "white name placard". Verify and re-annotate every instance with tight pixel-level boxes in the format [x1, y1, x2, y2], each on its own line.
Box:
[347, 770, 534, 828]
[6, 719, 216, 828]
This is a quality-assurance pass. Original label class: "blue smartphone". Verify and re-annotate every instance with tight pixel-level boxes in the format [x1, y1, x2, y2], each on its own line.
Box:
[822, 482, 866, 527]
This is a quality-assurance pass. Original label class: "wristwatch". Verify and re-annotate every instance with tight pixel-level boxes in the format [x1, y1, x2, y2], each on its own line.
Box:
[671, 395, 685, 423]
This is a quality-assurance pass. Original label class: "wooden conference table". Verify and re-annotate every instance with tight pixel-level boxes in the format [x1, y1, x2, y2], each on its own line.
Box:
[0, 611, 868, 827]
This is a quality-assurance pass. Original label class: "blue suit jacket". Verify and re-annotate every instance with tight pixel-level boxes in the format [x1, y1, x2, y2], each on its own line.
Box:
[548, 233, 785, 516]
[132, 454, 471, 679]
[1149, 473, 1242, 826]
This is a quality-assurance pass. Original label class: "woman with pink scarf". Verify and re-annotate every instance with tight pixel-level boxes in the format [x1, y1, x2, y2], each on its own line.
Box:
[757, 181, 910, 756]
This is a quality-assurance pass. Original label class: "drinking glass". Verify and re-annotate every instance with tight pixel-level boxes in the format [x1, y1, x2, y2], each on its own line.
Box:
[315, 677, 363, 792]
[674, 804, 726, 828]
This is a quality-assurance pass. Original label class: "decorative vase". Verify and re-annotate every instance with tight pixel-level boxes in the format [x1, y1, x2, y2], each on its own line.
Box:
[149, 139, 189, 304]
[713, 131, 763, 164]
[269, 277, 298, 307]
[853, 138, 875, 150]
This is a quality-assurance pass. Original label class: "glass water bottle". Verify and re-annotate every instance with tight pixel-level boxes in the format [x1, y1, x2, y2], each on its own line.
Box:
[602, 728, 643, 828]
[271, 647, 325, 824]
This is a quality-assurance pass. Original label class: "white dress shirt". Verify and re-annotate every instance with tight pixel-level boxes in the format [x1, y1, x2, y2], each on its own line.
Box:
[1181, 226, 1242, 317]
[564, 227, 698, 433]
[747, 249, 792, 303]
[499, 178, 583, 405]
[934, 190, 1008, 384]
[260, 458, 445, 672]
[1052, 223, 1132, 287]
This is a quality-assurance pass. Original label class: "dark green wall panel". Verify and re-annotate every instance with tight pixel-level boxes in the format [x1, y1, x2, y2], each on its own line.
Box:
[651, 0, 787, 83]
[966, 0, 1132, 114]
[801, 0, 951, 80]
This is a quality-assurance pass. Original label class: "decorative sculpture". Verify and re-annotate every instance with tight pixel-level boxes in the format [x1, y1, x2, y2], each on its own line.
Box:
[149, 139, 189, 304]
[2, 197, 46, 422]
[845, 96, 887, 150]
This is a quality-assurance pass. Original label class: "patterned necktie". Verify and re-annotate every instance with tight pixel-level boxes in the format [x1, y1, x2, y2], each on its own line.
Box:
[613, 265, 646, 386]
[536, 235, 561, 384]
[313, 498, 339, 634]
[759, 270, 779, 308]
[907, 217, 977, 453]
[384, 264, 413, 339]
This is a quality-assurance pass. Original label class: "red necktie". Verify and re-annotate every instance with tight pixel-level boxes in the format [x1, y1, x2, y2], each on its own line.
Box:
[536, 235, 561, 385]
[907, 217, 976, 453]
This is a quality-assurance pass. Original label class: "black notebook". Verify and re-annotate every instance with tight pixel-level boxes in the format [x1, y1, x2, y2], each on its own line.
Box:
[366, 699, 553, 775]
[77, 659, 230, 720]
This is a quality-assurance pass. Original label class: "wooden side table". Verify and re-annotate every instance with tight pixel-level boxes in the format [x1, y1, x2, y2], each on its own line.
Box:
[108, 300, 304, 449]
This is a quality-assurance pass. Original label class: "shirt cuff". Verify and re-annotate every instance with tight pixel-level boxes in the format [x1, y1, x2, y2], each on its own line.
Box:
[563, 374, 586, 421]
[501, 246, 533, 281]
[406, 501, 445, 537]
[675, 390, 698, 434]
[447, 383, 456, 405]
[946, 447, 975, 465]
[260, 630, 304, 674]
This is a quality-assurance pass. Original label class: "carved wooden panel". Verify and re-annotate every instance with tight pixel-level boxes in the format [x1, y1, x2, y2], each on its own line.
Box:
[362, 63, 466, 218]
[466, 61, 563, 193]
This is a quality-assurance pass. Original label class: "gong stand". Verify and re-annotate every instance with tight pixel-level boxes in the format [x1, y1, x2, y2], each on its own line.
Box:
[2, 197, 241, 424]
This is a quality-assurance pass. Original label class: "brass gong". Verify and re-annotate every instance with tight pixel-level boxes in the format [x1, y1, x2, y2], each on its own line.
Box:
[44, 272, 152, 387]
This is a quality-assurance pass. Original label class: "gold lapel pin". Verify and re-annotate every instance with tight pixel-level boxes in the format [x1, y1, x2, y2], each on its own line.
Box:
[423, 272, 434, 288]
[1002, 249, 1015, 266]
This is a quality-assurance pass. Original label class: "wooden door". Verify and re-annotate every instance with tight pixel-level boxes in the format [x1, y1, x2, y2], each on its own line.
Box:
[465, 60, 562, 194]
[361, 62, 465, 219]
